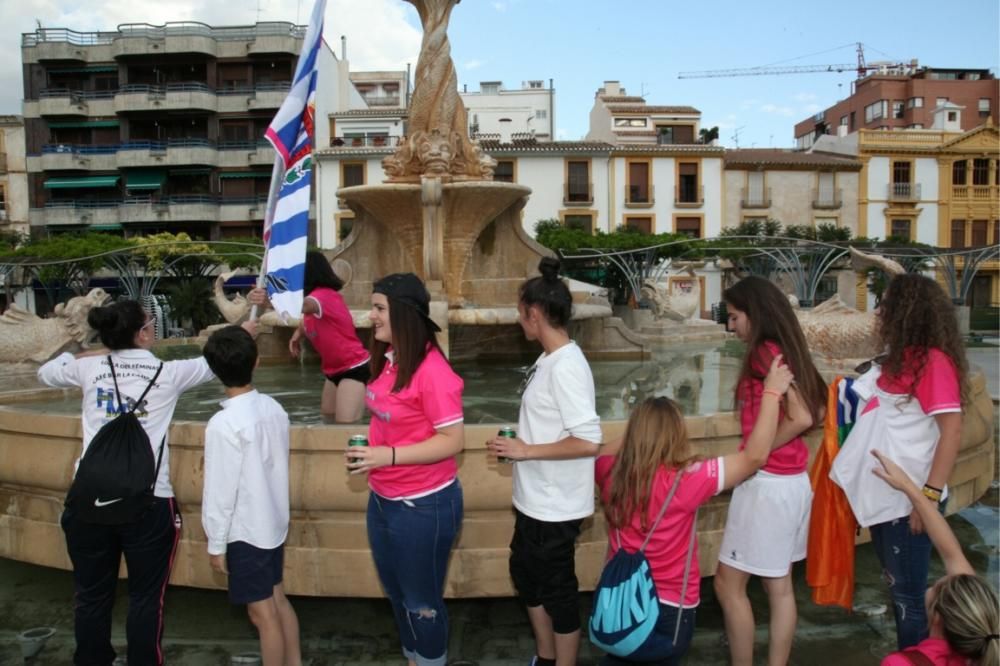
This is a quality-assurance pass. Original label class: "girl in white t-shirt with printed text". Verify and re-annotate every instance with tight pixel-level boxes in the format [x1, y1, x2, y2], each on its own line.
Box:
[488, 257, 602, 666]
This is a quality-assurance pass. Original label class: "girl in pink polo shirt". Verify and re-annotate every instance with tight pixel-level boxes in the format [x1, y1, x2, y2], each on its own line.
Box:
[714, 276, 827, 666]
[250, 251, 369, 422]
[346, 272, 463, 666]
[595, 355, 799, 665]
[832, 273, 968, 651]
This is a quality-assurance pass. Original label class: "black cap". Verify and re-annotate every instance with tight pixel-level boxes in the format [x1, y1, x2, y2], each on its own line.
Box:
[372, 273, 442, 333]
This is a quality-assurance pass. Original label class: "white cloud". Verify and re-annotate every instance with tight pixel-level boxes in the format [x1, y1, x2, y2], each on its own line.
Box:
[463, 59, 484, 71]
[759, 103, 796, 117]
[0, 0, 422, 114]
[792, 92, 818, 103]
[492, 2, 508, 11]
[802, 103, 822, 114]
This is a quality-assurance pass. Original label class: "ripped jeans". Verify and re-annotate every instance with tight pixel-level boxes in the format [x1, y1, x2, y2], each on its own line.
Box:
[869, 514, 933, 650]
[367, 480, 463, 666]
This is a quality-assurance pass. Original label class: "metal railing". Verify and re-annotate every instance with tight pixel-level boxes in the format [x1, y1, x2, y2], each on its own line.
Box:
[39, 138, 267, 156]
[675, 184, 704, 205]
[330, 136, 399, 148]
[888, 182, 922, 200]
[740, 187, 771, 208]
[23, 22, 306, 47]
[625, 183, 655, 205]
[40, 88, 116, 100]
[812, 188, 842, 209]
[117, 82, 213, 95]
[563, 182, 594, 205]
[45, 195, 270, 208]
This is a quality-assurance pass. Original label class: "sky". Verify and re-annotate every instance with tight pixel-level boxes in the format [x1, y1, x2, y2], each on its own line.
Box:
[1, 0, 998, 148]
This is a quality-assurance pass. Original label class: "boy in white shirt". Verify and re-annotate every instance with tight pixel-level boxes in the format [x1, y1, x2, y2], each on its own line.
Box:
[201, 326, 300, 666]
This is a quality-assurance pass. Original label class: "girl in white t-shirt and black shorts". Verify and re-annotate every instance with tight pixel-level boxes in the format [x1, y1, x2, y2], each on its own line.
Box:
[488, 257, 602, 666]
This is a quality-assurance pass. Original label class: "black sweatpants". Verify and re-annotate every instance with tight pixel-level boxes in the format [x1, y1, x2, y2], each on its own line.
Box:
[61, 497, 182, 666]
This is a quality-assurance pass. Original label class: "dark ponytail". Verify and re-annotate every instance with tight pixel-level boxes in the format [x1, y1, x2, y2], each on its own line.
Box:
[519, 257, 572, 328]
[87, 300, 146, 350]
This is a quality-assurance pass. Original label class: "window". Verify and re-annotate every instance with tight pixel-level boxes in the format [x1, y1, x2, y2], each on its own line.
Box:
[0, 184, 6, 221]
[745, 171, 766, 206]
[979, 98, 991, 117]
[839, 115, 848, 126]
[614, 118, 647, 128]
[675, 217, 701, 238]
[494, 160, 515, 182]
[527, 80, 544, 89]
[892, 101, 905, 119]
[657, 125, 694, 144]
[947, 111, 958, 122]
[220, 122, 251, 142]
[480, 82, 500, 95]
[973, 159, 990, 185]
[892, 161, 911, 183]
[817, 172, 836, 206]
[535, 109, 547, 119]
[951, 220, 965, 248]
[625, 216, 652, 234]
[890, 219, 912, 241]
[971, 220, 988, 246]
[677, 162, 699, 203]
[564, 214, 593, 233]
[566, 161, 590, 202]
[864, 100, 885, 123]
[341, 163, 365, 187]
[627, 161, 650, 203]
[994, 220, 999, 244]
[953, 160, 967, 185]
[849, 111, 856, 130]
[339, 216, 354, 241]
[907, 97, 924, 109]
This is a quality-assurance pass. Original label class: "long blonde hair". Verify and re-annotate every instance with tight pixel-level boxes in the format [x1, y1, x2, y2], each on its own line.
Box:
[604, 397, 701, 531]
[928, 574, 999, 665]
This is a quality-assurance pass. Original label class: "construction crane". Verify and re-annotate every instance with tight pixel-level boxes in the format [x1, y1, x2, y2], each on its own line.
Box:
[678, 43, 908, 80]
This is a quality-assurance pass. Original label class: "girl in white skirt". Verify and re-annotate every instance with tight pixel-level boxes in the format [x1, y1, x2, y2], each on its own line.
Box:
[713, 276, 827, 666]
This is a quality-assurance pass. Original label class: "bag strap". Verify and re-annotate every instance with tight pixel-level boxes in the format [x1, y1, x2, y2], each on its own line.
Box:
[106, 357, 163, 415]
[613, 469, 684, 552]
[673, 507, 699, 644]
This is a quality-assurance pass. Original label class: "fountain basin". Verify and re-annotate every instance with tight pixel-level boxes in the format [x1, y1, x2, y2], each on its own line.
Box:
[0, 368, 993, 598]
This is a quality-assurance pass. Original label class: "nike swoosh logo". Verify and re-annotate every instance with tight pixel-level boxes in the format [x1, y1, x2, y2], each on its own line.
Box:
[94, 497, 124, 507]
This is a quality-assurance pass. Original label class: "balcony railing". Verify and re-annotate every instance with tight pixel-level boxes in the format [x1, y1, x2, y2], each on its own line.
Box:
[362, 94, 401, 107]
[40, 88, 117, 100]
[953, 185, 998, 201]
[888, 182, 921, 200]
[625, 183, 655, 207]
[564, 182, 594, 206]
[23, 22, 306, 47]
[675, 185, 704, 207]
[740, 187, 771, 208]
[40, 138, 269, 155]
[812, 188, 843, 209]
[330, 136, 399, 148]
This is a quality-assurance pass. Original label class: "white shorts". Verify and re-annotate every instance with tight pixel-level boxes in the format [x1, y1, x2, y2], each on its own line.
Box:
[718, 470, 812, 578]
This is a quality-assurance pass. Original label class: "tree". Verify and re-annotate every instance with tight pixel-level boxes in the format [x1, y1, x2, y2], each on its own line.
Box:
[163, 278, 221, 334]
[698, 126, 720, 144]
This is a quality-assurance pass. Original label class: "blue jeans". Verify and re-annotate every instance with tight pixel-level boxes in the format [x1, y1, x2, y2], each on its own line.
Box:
[870, 514, 933, 650]
[367, 480, 463, 666]
[598, 605, 696, 666]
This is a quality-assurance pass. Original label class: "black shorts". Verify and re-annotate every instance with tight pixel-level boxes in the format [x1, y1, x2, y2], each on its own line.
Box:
[226, 541, 284, 605]
[325, 363, 371, 386]
[509, 508, 583, 634]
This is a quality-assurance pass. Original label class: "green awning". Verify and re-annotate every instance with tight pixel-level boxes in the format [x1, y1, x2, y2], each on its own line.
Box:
[125, 170, 166, 190]
[44, 176, 120, 189]
[48, 120, 121, 129]
[50, 66, 118, 74]
[91, 224, 123, 231]
[171, 167, 212, 175]
[219, 171, 272, 179]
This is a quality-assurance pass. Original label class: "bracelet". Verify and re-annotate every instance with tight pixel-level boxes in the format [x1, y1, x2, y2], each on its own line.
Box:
[922, 485, 942, 502]
[391, 446, 396, 466]
[923, 483, 943, 493]
[762, 388, 783, 400]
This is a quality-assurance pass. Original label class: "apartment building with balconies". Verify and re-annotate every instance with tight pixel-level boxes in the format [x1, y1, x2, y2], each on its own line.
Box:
[0, 116, 29, 235]
[722, 149, 861, 235]
[461, 79, 555, 141]
[20, 21, 323, 238]
[794, 66, 999, 150]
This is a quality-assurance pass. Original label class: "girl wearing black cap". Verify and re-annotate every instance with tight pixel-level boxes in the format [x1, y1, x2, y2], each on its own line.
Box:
[488, 257, 603, 666]
[346, 272, 464, 666]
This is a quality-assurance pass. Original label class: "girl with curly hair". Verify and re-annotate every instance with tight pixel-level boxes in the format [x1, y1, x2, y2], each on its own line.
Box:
[832, 273, 968, 650]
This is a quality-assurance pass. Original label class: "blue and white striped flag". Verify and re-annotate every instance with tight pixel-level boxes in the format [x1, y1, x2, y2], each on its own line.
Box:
[260, 0, 326, 322]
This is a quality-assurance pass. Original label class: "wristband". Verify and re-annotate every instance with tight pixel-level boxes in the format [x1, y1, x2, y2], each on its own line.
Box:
[921, 485, 942, 502]
[391, 446, 396, 466]
[762, 388, 783, 400]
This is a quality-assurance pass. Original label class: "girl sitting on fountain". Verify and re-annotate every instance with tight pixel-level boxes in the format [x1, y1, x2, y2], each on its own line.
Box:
[871, 449, 997, 666]
[831, 273, 968, 651]
[345, 272, 464, 666]
[595, 355, 798, 665]
[487, 257, 603, 666]
[249, 250, 369, 423]
[713, 276, 827, 666]
[37, 300, 257, 666]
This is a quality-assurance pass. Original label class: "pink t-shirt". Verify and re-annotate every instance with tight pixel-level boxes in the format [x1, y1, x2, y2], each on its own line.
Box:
[303, 287, 369, 377]
[738, 341, 808, 475]
[873, 347, 961, 416]
[365, 346, 463, 498]
[881, 637, 970, 666]
[595, 455, 724, 607]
